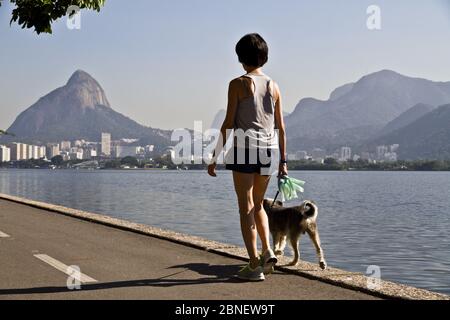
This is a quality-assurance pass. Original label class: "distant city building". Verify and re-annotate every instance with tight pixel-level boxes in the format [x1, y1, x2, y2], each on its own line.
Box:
[340, 147, 352, 161]
[287, 153, 299, 161]
[376, 145, 389, 160]
[352, 154, 361, 161]
[74, 139, 85, 147]
[60, 151, 70, 161]
[311, 148, 326, 160]
[136, 146, 145, 156]
[60, 141, 71, 151]
[8, 142, 29, 161]
[27, 145, 34, 159]
[69, 147, 81, 154]
[101, 133, 111, 156]
[47, 144, 60, 159]
[361, 152, 371, 160]
[296, 151, 308, 160]
[39, 146, 46, 159]
[34, 145, 40, 159]
[114, 145, 137, 158]
[0, 145, 11, 162]
[28, 145, 41, 159]
[384, 152, 398, 162]
[69, 151, 83, 160]
[9, 143, 21, 161]
[331, 152, 340, 159]
[89, 149, 97, 158]
[4, 143, 45, 161]
[145, 145, 155, 153]
[20, 143, 28, 160]
[390, 144, 400, 152]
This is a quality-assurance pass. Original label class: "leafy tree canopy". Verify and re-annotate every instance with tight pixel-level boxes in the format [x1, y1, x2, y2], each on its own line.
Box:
[120, 156, 139, 167]
[1, 0, 106, 34]
[51, 155, 64, 166]
[0, 130, 15, 136]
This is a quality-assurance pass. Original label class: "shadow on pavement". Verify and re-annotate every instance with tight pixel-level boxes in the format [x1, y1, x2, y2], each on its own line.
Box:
[0, 263, 245, 296]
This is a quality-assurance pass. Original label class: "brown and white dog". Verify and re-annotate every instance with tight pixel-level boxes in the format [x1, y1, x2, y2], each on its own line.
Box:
[263, 199, 327, 270]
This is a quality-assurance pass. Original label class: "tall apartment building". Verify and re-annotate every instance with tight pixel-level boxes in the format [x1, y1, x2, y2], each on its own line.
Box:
[33, 145, 41, 159]
[39, 146, 47, 159]
[27, 145, 41, 159]
[101, 133, 111, 156]
[376, 145, 389, 160]
[9, 143, 20, 161]
[8, 143, 28, 161]
[27, 145, 33, 159]
[60, 141, 71, 151]
[0, 145, 11, 162]
[340, 147, 352, 161]
[46, 144, 60, 159]
[20, 143, 28, 160]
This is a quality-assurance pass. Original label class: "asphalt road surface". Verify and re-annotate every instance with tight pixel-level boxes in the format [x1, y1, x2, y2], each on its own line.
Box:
[0, 199, 377, 300]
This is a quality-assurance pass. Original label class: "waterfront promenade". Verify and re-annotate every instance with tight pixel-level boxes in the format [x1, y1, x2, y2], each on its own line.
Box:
[0, 195, 447, 300]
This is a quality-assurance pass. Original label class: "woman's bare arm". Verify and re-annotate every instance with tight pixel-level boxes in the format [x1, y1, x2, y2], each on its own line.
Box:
[274, 82, 288, 176]
[208, 79, 240, 175]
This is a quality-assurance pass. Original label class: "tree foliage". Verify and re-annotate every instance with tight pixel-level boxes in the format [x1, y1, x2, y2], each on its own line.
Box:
[120, 156, 139, 167]
[1, 0, 106, 34]
[0, 129, 15, 136]
[51, 155, 64, 166]
[289, 159, 450, 171]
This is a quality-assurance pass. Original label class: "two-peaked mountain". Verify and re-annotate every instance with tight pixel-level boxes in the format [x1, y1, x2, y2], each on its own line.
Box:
[4, 70, 172, 148]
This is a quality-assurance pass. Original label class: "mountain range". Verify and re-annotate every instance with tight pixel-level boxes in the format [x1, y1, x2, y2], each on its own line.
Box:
[285, 70, 450, 153]
[3, 70, 172, 149]
[3, 69, 450, 159]
[207, 70, 450, 159]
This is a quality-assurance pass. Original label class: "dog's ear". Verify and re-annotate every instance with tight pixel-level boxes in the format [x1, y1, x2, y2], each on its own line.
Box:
[275, 200, 283, 207]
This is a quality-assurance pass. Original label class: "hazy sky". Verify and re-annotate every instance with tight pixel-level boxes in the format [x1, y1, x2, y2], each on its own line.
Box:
[1, 0, 450, 131]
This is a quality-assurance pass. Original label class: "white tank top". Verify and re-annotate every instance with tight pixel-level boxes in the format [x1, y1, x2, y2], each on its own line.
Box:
[233, 73, 278, 149]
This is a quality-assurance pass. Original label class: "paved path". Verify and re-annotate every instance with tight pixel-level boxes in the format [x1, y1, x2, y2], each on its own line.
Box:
[0, 199, 377, 300]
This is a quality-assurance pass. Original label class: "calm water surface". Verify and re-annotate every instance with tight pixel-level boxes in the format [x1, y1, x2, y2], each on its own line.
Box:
[0, 169, 449, 294]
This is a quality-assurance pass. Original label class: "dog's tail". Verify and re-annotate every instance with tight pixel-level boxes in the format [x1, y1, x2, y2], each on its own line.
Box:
[300, 200, 317, 218]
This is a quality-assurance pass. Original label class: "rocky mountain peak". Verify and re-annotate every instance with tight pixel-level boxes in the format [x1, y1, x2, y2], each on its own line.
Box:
[64, 69, 110, 108]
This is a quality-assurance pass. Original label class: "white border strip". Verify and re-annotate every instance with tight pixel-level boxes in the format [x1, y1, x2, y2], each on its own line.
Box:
[0, 230, 11, 238]
[34, 254, 97, 283]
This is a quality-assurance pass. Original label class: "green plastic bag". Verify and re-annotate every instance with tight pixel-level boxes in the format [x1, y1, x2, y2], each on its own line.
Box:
[277, 175, 306, 202]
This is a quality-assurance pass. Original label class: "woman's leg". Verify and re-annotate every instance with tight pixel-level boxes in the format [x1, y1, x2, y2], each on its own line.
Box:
[232, 171, 259, 269]
[253, 173, 272, 253]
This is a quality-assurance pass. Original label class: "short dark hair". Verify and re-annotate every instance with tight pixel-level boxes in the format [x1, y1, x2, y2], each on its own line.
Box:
[235, 33, 269, 67]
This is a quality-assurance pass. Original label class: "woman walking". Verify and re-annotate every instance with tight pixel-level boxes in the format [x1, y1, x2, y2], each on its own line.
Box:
[208, 33, 288, 281]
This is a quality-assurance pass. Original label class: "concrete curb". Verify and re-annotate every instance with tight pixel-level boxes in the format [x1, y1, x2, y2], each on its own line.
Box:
[1, 192, 448, 300]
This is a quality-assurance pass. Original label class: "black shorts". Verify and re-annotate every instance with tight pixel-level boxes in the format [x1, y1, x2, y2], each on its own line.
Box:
[225, 147, 272, 175]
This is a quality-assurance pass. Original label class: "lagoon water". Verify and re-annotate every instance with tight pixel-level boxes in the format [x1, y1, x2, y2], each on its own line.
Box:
[1, 169, 449, 294]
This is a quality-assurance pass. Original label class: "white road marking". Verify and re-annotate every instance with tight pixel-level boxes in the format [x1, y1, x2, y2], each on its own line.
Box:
[0, 230, 10, 238]
[33, 254, 97, 283]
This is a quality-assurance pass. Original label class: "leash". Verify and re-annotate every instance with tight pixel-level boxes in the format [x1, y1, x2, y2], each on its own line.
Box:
[270, 190, 280, 209]
[270, 174, 285, 208]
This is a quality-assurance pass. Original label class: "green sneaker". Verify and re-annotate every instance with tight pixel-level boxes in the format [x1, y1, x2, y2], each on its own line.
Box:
[237, 264, 265, 281]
